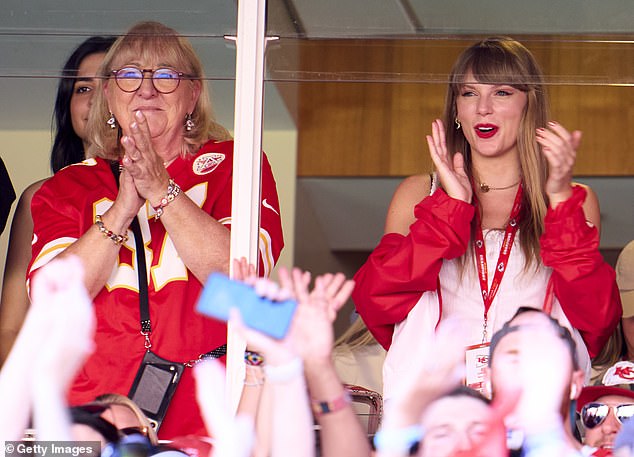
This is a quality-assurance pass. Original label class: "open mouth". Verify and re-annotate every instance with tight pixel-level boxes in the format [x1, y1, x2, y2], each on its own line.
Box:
[475, 124, 498, 139]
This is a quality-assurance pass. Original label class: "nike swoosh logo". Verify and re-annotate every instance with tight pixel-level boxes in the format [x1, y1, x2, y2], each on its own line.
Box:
[262, 199, 279, 216]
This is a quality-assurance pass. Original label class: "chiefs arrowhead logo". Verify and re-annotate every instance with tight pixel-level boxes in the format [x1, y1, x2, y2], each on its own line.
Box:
[193, 153, 225, 175]
[602, 360, 634, 385]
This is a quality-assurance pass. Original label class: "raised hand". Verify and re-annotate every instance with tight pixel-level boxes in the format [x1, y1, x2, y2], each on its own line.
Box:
[30, 255, 95, 388]
[230, 267, 352, 364]
[193, 360, 255, 457]
[313, 272, 355, 322]
[536, 120, 581, 206]
[232, 257, 257, 283]
[229, 270, 297, 366]
[427, 118, 472, 203]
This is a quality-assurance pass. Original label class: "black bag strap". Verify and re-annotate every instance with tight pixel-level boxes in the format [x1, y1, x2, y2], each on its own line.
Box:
[108, 161, 226, 359]
[108, 161, 151, 335]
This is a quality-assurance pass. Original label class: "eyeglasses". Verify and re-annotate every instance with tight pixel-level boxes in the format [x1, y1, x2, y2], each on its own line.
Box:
[581, 402, 634, 429]
[112, 67, 189, 94]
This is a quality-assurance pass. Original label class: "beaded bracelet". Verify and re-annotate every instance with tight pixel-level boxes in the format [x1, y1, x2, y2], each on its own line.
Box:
[95, 215, 128, 245]
[311, 391, 351, 416]
[153, 178, 181, 221]
[245, 350, 264, 366]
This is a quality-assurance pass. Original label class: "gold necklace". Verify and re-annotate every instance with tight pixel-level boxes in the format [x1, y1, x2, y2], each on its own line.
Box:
[478, 180, 520, 193]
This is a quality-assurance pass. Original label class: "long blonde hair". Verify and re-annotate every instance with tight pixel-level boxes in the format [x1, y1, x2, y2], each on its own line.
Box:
[87, 21, 231, 160]
[443, 37, 549, 270]
[334, 316, 379, 351]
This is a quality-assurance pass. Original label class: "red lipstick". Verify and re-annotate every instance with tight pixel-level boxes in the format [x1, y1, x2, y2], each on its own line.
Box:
[474, 123, 498, 139]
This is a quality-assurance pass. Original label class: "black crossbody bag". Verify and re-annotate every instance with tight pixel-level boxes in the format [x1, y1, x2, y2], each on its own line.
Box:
[108, 162, 226, 431]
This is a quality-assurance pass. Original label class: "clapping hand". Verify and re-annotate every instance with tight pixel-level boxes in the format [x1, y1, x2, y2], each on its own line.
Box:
[427, 119, 472, 203]
[536, 120, 581, 207]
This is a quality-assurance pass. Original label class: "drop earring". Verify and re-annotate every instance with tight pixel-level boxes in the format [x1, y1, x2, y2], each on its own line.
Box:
[185, 113, 194, 132]
[455, 118, 461, 130]
[107, 112, 117, 129]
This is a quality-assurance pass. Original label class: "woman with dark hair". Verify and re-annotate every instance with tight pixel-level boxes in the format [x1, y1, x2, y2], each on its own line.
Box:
[0, 36, 115, 365]
[51, 36, 116, 173]
[353, 37, 621, 400]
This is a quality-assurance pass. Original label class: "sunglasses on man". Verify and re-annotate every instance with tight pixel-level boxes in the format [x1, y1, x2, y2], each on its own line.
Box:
[581, 402, 634, 429]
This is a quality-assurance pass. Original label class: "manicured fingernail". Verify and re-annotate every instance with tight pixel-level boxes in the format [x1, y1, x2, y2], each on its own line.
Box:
[548, 121, 557, 126]
[130, 122, 138, 131]
[536, 128, 544, 134]
[135, 110, 143, 120]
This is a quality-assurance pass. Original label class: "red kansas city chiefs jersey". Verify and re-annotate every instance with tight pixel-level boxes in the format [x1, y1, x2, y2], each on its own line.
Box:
[28, 140, 284, 439]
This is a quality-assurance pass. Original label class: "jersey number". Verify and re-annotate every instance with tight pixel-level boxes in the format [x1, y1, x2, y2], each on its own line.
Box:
[96, 184, 207, 292]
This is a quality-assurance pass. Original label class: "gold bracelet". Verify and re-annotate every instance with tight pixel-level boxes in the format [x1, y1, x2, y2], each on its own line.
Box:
[95, 215, 128, 245]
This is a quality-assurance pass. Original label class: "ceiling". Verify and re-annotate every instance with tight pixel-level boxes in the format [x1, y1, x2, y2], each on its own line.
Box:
[1, 0, 633, 131]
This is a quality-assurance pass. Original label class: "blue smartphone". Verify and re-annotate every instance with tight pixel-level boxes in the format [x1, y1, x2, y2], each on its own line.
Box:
[196, 273, 298, 339]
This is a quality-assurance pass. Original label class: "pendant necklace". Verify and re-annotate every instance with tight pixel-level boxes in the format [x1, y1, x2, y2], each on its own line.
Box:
[478, 180, 520, 193]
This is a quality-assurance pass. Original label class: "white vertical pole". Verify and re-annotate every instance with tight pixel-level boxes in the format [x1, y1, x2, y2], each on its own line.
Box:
[227, 0, 267, 411]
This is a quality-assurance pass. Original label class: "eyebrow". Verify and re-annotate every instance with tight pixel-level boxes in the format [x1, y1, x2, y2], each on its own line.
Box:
[461, 82, 515, 89]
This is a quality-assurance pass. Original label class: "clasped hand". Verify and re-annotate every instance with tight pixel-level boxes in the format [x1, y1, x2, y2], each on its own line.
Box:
[116, 110, 172, 218]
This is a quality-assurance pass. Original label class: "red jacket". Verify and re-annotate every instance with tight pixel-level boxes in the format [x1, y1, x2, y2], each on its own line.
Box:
[353, 186, 621, 358]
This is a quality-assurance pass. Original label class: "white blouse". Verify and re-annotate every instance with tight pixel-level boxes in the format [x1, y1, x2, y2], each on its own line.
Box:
[382, 228, 591, 400]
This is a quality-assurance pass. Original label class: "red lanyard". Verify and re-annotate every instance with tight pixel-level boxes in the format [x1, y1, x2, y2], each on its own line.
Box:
[472, 183, 523, 342]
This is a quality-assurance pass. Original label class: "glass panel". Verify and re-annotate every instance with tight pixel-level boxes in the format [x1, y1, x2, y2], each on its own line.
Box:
[265, 38, 634, 85]
[0, 1, 237, 131]
[262, 2, 634, 383]
[267, 0, 634, 38]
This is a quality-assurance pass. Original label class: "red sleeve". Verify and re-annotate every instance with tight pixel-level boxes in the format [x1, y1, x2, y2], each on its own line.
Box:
[352, 189, 475, 349]
[540, 185, 622, 358]
[258, 152, 284, 276]
[29, 160, 114, 280]
[204, 142, 283, 278]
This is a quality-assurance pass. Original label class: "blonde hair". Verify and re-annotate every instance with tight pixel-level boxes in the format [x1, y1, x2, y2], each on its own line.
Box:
[443, 37, 549, 270]
[335, 315, 379, 351]
[87, 21, 231, 160]
[591, 323, 626, 384]
[93, 393, 159, 445]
